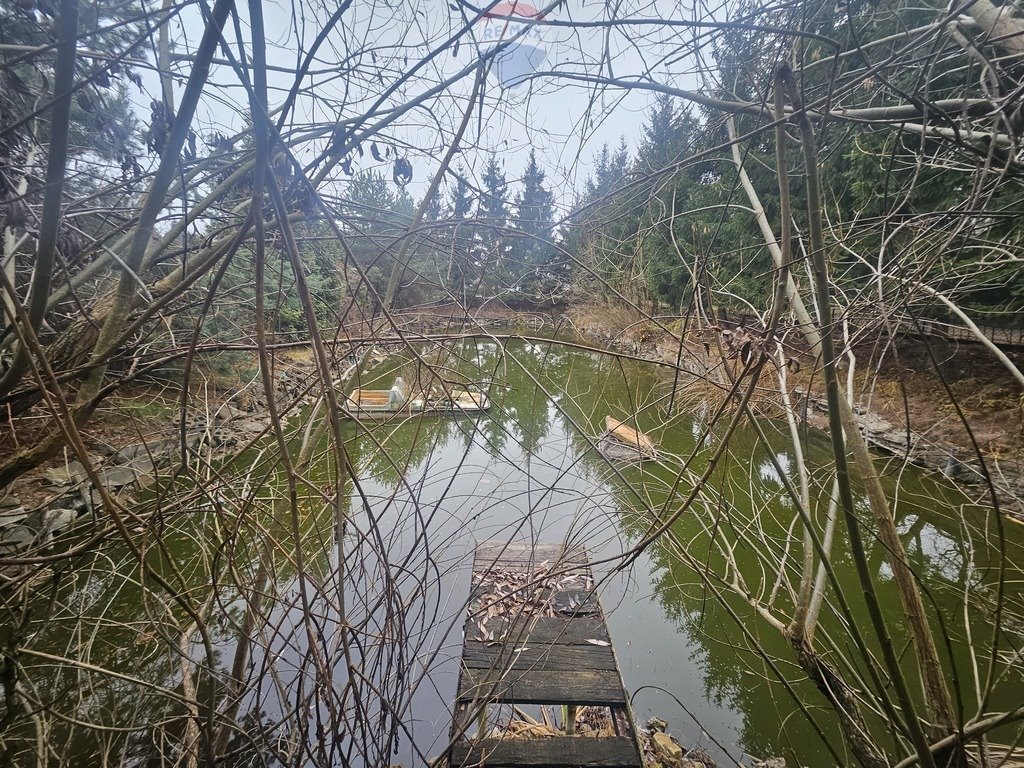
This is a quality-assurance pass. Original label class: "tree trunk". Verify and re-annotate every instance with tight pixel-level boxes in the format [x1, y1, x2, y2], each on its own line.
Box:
[789, 632, 888, 768]
[964, 0, 1024, 55]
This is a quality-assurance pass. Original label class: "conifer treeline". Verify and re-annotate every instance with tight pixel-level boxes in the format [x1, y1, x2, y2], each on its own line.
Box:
[562, 8, 1024, 326]
[337, 148, 564, 310]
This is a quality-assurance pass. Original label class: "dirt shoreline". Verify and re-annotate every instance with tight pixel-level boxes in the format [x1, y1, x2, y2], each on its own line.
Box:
[564, 304, 1024, 518]
[0, 308, 554, 550]
[3, 304, 1021, 545]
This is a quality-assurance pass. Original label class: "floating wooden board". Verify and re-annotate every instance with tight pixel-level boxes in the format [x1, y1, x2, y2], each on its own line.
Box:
[605, 416, 657, 455]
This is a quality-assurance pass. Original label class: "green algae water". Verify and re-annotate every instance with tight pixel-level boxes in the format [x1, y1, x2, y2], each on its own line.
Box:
[12, 336, 1024, 767]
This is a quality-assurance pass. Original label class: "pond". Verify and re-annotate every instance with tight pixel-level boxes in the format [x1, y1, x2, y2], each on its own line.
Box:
[12, 336, 1024, 767]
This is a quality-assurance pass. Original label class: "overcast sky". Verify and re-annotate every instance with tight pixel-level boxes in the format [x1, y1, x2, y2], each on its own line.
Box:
[140, 0, 707, 215]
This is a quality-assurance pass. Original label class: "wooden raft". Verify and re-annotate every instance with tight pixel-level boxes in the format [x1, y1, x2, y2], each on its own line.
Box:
[448, 542, 642, 768]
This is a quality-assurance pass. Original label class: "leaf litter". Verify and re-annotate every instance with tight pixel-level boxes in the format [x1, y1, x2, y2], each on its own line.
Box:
[469, 563, 595, 639]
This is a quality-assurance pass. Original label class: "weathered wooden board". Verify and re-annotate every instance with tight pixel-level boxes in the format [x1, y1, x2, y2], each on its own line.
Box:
[451, 542, 642, 767]
[467, 588, 599, 612]
[605, 416, 656, 455]
[474, 553, 588, 566]
[457, 669, 627, 705]
[450, 737, 641, 767]
[350, 389, 391, 402]
[462, 640, 617, 671]
[549, 590, 601, 616]
[475, 542, 566, 555]
[463, 616, 609, 644]
[474, 542, 588, 566]
[468, 583, 556, 601]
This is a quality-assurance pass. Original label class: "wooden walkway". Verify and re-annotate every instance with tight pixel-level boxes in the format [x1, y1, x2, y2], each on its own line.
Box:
[448, 542, 643, 768]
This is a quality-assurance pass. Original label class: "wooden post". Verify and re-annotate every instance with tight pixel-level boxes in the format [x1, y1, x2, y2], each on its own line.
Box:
[565, 705, 577, 735]
[476, 703, 488, 739]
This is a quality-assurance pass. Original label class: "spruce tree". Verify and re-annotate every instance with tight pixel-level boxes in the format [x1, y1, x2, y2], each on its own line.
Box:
[478, 155, 508, 226]
[451, 168, 473, 219]
[1, 0, 148, 331]
[447, 166, 476, 304]
[512, 149, 556, 295]
[585, 138, 630, 200]
[636, 94, 691, 309]
[564, 138, 642, 300]
[423, 189, 443, 222]
[637, 93, 683, 173]
[477, 155, 510, 297]
[338, 171, 414, 301]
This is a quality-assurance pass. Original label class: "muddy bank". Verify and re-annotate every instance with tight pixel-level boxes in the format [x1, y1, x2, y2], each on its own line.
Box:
[4, 303, 1019, 559]
[0, 349, 325, 571]
[566, 305, 1024, 517]
[0, 309, 560, 562]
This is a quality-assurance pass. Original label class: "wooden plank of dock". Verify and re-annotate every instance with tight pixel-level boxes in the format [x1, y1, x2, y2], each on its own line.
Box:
[448, 541, 643, 768]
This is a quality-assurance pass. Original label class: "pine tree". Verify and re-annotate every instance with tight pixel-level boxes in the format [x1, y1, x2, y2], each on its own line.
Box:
[585, 143, 612, 200]
[563, 137, 642, 300]
[1, 0, 148, 332]
[478, 155, 508, 225]
[341, 170, 405, 225]
[0, 0, 146, 185]
[446, 166, 476, 304]
[423, 189, 443, 222]
[610, 138, 630, 185]
[637, 93, 683, 173]
[338, 171, 415, 301]
[635, 95, 695, 310]
[585, 138, 630, 200]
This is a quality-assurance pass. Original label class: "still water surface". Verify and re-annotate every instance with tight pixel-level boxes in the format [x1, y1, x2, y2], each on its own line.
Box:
[22, 337, 1024, 767]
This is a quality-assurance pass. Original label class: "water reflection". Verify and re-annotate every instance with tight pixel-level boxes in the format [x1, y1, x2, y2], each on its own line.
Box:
[337, 338, 1024, 765]
[12, 337, 1024, 767]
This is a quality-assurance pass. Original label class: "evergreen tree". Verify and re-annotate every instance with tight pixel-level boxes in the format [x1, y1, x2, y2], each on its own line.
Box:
[413, 187, 448, 305]
[478, 155, 509, 225]
[0, 0, 146, 185]
[452, 168, 474, 219]
[444, 166, 477, 304]
[564, 137, 647, 303]
[341, 170, 408, 227]
[477, 155, 510, 296]
[338, 171, 414, 302]
[611, 138, 630, 183]
[585, 138, 631, 199]
[512, 149, 557, 296]
[423, 188, 443, 222]
[585, 143, 613, 200]
[634, 96, 705, 310]
[0, 0, 148, 323]
[637, 93, 683, 173]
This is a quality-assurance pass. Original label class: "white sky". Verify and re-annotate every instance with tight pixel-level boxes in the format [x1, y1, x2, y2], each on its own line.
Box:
[139, 0, 709, 215]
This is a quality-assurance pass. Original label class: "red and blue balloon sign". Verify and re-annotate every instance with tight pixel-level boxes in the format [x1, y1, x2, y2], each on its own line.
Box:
[476, 1, 548, 88]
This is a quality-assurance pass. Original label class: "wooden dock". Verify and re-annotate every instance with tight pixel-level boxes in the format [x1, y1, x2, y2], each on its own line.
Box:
[448, 541, 643, 768]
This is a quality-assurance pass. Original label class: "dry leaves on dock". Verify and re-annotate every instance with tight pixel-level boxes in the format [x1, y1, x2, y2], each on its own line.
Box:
[469, 563, 595, 638]
[488, 706, 619, 740]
